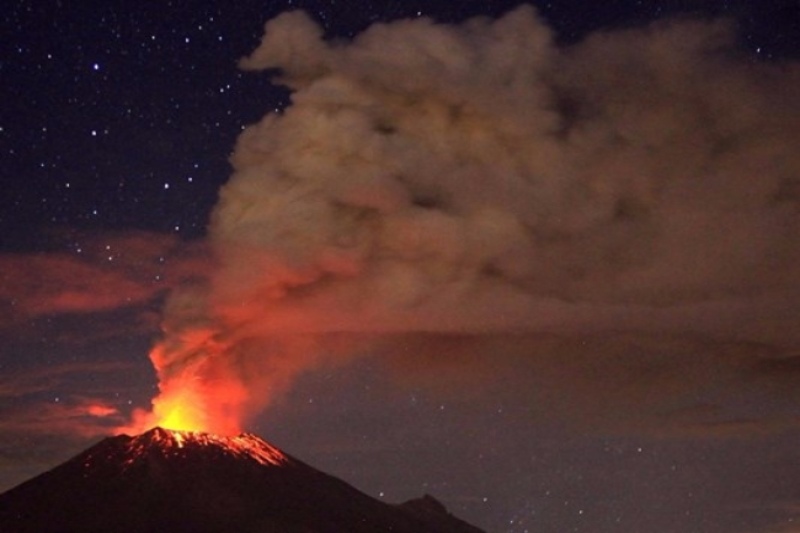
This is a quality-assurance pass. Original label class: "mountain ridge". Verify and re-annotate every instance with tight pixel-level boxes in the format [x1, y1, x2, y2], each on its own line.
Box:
[0, 427, 486, 533]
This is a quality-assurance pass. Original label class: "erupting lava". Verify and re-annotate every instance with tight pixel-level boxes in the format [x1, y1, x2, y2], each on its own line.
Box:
[120, 377, 244, 436]
[131, 380, 214, 433]
[118, 340, 247, 436]
[113, 427, 289, 468]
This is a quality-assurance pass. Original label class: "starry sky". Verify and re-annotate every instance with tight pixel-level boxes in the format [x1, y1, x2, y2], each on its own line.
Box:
[2, 1, 800, 532]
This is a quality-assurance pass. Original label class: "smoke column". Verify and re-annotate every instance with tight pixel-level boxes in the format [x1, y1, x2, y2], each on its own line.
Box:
[125, 6, 800, 434]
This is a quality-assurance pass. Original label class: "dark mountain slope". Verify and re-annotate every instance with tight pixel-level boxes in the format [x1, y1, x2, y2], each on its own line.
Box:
[0, 427, 485, 533]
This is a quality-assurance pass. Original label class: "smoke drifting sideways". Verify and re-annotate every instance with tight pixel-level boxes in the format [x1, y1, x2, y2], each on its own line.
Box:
[125, 6, 800, 436]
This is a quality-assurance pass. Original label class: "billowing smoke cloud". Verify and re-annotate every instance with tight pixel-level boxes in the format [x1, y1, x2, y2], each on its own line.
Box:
[134, 6, 800, 435]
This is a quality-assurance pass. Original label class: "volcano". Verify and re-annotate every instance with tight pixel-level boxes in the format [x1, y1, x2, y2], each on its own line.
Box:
[0, 427, 485, 533]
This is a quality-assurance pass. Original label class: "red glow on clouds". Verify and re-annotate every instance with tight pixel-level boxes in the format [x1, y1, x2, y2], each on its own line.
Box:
[0, 232, 211, 328]
[85, 403, 119, 417]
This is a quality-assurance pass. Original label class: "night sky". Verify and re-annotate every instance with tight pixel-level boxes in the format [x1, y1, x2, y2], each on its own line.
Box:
[2, 1, 800, 532]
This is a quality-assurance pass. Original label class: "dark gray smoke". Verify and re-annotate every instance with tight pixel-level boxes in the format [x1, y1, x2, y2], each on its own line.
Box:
[141, 6, 800, 432]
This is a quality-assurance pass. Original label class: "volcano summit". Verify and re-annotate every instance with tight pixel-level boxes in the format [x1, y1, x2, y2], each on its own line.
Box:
[0, 427, 485, 533]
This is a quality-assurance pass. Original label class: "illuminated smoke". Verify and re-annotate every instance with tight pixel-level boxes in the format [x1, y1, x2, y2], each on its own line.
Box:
[127, 6, 800, 434]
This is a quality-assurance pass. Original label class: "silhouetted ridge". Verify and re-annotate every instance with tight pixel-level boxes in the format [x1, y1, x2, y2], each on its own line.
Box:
[0, 427, 485, 533]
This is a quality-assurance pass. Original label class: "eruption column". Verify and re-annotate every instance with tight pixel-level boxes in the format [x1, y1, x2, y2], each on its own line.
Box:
[121, 6, 800, 435]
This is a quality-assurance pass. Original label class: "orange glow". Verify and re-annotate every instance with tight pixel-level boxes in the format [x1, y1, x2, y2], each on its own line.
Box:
[151, 376, 210, 433]
[86, 404, 119, 417]
[117, 338, 247, 436]
[119, 376, 244, 436]
[116, 427, 289, 468]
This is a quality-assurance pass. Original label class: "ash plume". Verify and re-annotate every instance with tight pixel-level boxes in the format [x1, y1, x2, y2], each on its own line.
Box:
[133, 6, 800, 434]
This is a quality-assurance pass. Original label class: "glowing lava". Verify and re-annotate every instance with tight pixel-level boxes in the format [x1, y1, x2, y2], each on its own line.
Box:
[114, 427, 288, 467]
[119, 377, 244, 436]
[117, 340, 247, 436]
[148, 377, 213, 433]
